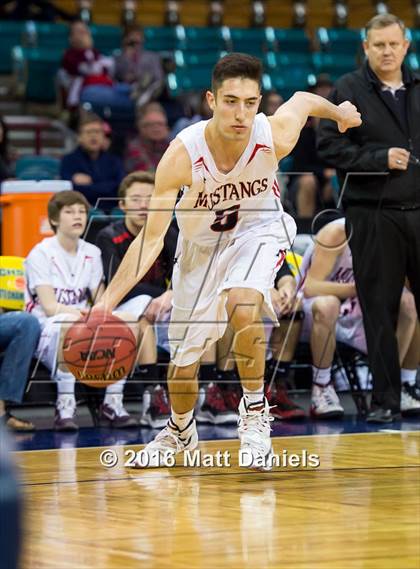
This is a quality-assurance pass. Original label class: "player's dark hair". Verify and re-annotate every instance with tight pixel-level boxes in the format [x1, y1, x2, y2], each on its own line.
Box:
[48, 191, 90, 233]
[211, 53, 262, 95]
[118, 171, 155, 199]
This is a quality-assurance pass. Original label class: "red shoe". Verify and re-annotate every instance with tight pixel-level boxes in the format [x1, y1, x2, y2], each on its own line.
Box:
[222, 384, 242, 413]
[266, 385, 305, 421]
[196, 382, 238, 424]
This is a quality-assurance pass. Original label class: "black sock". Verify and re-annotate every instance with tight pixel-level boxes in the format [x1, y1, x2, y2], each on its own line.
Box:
[136, 364, 160, 388]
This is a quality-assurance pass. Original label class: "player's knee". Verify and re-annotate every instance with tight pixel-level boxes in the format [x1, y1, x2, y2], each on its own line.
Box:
[312, 296, 340, 325]
[226, 288, 262, 329]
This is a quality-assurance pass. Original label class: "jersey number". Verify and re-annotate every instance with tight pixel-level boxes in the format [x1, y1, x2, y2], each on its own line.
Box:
[210, 205, 240, 232]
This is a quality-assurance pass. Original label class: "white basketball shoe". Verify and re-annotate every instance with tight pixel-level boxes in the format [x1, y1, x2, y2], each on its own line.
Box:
[311, 383, 344, 419]
[134, 417, 198, 468]
[238, 396, 274, 471]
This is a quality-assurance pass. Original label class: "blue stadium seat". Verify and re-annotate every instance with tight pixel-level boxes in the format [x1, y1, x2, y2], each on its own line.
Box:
[167, 68, 213, 94]
[273, 28, 311, 54]
[174, 49, 226, 68]
[227, 27, 275, 55]
[0, 21, 27, 74]
[406, 52, 419, 71]
[15, 155, 60, 180]
[264, 52, 313, 70]
[317, 28, 362, 54]
[27, 21, 69, 51]
[313, 52, 358, 79]
[263, 72, 310, 100]
[143, 26, 185, 53]
[90, 24, 122, 55]
[12, 47, 63, 102]
[183, 27, 228, 52]
[407, 28, 420, 52]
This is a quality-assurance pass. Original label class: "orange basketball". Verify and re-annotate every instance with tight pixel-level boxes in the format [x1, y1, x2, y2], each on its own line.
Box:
[62, 311, 137, 388]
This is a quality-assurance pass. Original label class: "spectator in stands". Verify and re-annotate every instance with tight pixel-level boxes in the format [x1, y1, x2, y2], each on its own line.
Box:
[125, 103, 170, 173]
[59, 20, 113, 109]
[0, 115, 13, 182]
[289, 76, 336, 219]
[96, 172, 177, 428]
[260, 90, 284, 116]
[0, 311, 40, 431]
[113, 25, 164, 108]
[171, 91, 213, 139]
[60, 112, 125, 212]
[25, 190, 155, 430]
[298, 217, 420, 418]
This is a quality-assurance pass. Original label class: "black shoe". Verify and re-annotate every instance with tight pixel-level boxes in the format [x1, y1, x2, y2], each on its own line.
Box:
[366, 408, 401, 424]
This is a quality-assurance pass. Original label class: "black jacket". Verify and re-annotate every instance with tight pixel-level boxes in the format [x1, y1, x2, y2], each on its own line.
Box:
[316, 62, 420, 208]
[96, 220, 178, 304]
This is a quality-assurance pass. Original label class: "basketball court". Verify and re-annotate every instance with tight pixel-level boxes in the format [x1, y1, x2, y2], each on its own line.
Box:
[15, 416, 420, 568]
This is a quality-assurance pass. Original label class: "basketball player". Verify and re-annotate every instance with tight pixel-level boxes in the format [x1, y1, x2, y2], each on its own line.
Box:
[298, 217, 420, 418]
[93, 53, 361, 469]
[25, 190, 156, 430]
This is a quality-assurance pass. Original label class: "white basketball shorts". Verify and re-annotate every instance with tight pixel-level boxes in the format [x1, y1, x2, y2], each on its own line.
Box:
[168, 216, 297, 367]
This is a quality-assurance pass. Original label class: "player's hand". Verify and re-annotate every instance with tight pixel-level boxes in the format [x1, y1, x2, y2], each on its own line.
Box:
[80, 303, 108, 319]
[388, 147, 410, 170]
[144, 291, 173, 323]
[337, 101, 362, 133]
[73, 173, 93, 185]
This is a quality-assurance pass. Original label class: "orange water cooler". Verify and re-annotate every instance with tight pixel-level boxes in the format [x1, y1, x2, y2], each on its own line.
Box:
[0, 180, 72, 257]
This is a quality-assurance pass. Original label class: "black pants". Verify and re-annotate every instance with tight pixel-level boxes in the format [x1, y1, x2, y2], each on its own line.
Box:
[345, 206, 420, 411]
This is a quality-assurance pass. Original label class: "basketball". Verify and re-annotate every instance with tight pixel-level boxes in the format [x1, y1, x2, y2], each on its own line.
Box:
[62, 311, 137, 388]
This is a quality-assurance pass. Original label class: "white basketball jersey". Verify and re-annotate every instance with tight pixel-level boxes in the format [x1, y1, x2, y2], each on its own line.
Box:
[298, 218, 354, 288]
[176, 113, 289, 246]
[25, 236, 103, 324]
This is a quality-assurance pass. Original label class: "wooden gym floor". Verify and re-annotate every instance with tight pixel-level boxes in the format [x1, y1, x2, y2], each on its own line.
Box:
[16, 429, 420, 569]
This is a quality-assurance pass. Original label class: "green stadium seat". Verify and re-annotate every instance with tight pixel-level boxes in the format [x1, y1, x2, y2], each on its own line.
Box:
[143, 26, 185, 53]
[167, 68, 213, 94]
[90, 24, 122, 55]
[183, 27, 228, 52]
[228, 27, 275, 55]
[317, 28, 362, 54]
[0, 21, 27, 74]
[313, 52, 358, 77]
[13, 47, 63, 102]
[15, 155, 60, 180]
[273, 28, 311, 54]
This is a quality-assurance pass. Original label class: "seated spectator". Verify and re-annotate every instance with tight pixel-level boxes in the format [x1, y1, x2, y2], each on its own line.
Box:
[96, 172, 178, 428]
[0, 115, 15, 182]
[113, 25, 164, 108]
[298, 217, 420, 418]
[289, 76, 336, 219]
[125, 103, 170, 172]
[260, 89, 284, 116]
[25, 190, 155, 430]
[59, 20, 113, 109]
[60, 112, 125, 212]
[171, 91, 213, 139]
[0, 310, 40, 431]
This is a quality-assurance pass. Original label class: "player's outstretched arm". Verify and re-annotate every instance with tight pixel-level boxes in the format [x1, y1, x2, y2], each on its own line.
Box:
[268, 91, 362, 161]
[96, 140, 191, 312]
